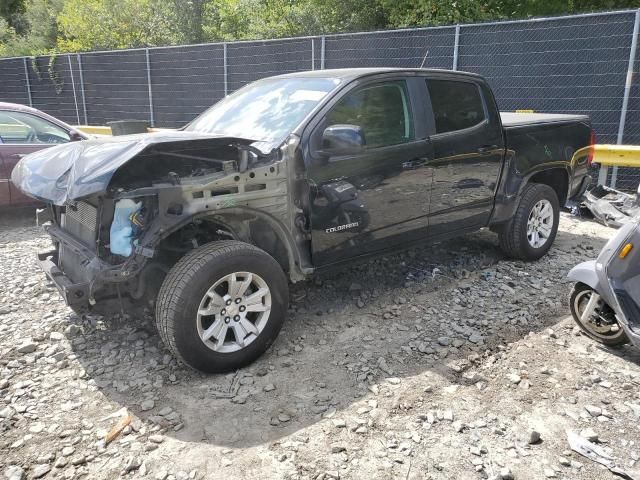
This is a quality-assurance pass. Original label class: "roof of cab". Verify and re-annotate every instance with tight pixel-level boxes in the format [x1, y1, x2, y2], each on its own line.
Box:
[272, 67, 484, 81]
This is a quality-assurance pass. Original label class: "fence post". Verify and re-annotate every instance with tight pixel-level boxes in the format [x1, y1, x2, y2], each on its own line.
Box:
[611, 8, 640, 188]
[311, 38, 315, 70]
[76, 54, 88, 125]
[22, 57, 33, 107]
[67, 55, 81, 125]
[320, 36, 326, 69]
[145, 48, 155, 127]
[223, 43, 228, 96]
[452, 25, 460, 70]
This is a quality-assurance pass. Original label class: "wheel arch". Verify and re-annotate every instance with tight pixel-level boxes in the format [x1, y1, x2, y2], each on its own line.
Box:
[489, 162, 571, 227]
[151, 207, 309, 282]
[527, 166, 570, 206]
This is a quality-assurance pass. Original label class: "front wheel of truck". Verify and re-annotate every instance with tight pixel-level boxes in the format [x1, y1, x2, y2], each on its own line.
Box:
[155, 241, 289, 373]
[498, 183, 560, 261]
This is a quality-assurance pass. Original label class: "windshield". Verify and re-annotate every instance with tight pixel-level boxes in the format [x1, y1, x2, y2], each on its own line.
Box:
[185, 77, 340, 142]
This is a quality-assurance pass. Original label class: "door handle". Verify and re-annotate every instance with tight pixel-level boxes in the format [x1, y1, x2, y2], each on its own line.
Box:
[477, 145, 498, 154]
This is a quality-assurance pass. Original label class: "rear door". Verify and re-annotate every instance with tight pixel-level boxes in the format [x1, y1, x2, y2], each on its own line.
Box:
[304, 77, 433, 265]
[0, 109, 72, 206]
[424, 77, 504, 234]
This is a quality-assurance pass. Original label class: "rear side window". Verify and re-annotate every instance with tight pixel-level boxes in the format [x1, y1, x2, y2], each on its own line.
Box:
[427, 79, 485, 134]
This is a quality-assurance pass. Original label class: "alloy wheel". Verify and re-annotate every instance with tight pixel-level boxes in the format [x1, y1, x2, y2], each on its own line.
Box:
[196, 272, 271, 353]
[526, 199, 554, 248]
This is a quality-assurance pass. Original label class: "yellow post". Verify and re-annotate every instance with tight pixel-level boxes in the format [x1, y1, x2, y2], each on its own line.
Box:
[592, 144, 640, 168]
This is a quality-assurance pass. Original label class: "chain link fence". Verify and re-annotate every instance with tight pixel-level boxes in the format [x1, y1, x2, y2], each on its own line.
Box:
[1, 9, 639, 188]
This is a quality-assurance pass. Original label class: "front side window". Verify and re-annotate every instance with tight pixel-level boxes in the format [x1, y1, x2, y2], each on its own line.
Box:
[0, 110, 70, 145]
[427, 79, 486, 134]
[325, 81, 413, 148]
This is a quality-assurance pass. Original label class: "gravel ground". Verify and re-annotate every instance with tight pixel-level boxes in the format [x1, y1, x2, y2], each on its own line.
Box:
[2, 208, 640, 480]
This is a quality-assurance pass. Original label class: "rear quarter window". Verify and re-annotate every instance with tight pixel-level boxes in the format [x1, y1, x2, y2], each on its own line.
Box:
[427, 79, 486, 134]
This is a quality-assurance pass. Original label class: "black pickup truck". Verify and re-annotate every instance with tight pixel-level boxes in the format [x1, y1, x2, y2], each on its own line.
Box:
[12, 68, 594, 372]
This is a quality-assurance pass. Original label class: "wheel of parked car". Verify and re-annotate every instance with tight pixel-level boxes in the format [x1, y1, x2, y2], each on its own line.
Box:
[498, 183, 560, 260]
[155, 240, 289, 373]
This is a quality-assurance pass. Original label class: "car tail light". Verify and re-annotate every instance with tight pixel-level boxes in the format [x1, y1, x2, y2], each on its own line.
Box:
[587, 130, 596, 166]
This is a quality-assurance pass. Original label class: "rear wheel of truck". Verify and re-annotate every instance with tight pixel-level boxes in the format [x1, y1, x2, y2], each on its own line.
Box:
[156, 241, 289, 373]
[498, 183, 559, 260]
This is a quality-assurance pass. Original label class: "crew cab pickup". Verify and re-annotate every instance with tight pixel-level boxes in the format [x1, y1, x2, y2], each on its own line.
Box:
[12, 68, 594, 372]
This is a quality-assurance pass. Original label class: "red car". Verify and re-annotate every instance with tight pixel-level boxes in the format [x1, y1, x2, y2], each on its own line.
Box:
[0, 103, 86, 207]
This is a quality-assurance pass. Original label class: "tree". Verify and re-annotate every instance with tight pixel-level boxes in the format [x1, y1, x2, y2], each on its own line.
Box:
[23, 0, 64, 49]
[172, 0, 207, 44]
[199, 0, 385, 41]
[380, 0, 496, 28]
[0, 18, 17, 56]
[56, 0, 181, 51]
[1, 0, 640, 58]
[245, 0, 385, 38]
[0, 0, 64, 56]
[0, 0, 26, 34]
[494, 0, 640, 18]
[202, 0, 254, 40]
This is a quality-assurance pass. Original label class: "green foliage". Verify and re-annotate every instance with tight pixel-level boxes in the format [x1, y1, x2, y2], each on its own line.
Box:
[171, 0, 207, 43]
[237, 0, 385, 38]
[47, 53, 63, 94]
[496, 0, 640, 18]
[0, 18, 17, 56]
[0, 0, 25, 33]
[0, 0, 64, 56]
[201, 0, 385, 41]
[56, 0, 181, 51]
[24, 0, 64, 48]
[381, 0, 496, 28]
[30, 56, 41, 79]
[1, 0, 639, 57]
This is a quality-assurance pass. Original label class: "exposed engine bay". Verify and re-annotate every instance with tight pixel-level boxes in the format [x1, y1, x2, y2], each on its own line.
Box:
[108, 138, 266, 192]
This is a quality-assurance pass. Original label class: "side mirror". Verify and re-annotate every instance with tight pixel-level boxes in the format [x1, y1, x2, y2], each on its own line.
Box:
[69, 131, 84, 142]
[321, 124, 365, 156]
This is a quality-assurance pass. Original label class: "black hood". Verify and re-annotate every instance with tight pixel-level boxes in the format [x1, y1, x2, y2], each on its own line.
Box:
[11, 131, 263, 205]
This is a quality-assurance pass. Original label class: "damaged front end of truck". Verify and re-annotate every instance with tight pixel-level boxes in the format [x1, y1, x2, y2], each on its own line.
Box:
[12, 131, 311, 312]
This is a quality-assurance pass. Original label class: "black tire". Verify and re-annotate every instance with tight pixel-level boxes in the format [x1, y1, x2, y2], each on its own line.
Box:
[156, 240, 289, 373]
[569, 283, 628, 346]
[498, 183, 560, 260]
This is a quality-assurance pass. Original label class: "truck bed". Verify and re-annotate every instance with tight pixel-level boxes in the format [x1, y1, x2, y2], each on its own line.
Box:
[500, 112, 590, 128]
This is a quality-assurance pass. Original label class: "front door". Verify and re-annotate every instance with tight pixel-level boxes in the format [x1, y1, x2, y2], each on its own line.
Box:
[425, 78, 504, 234]
[305, 79, 433, 266]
